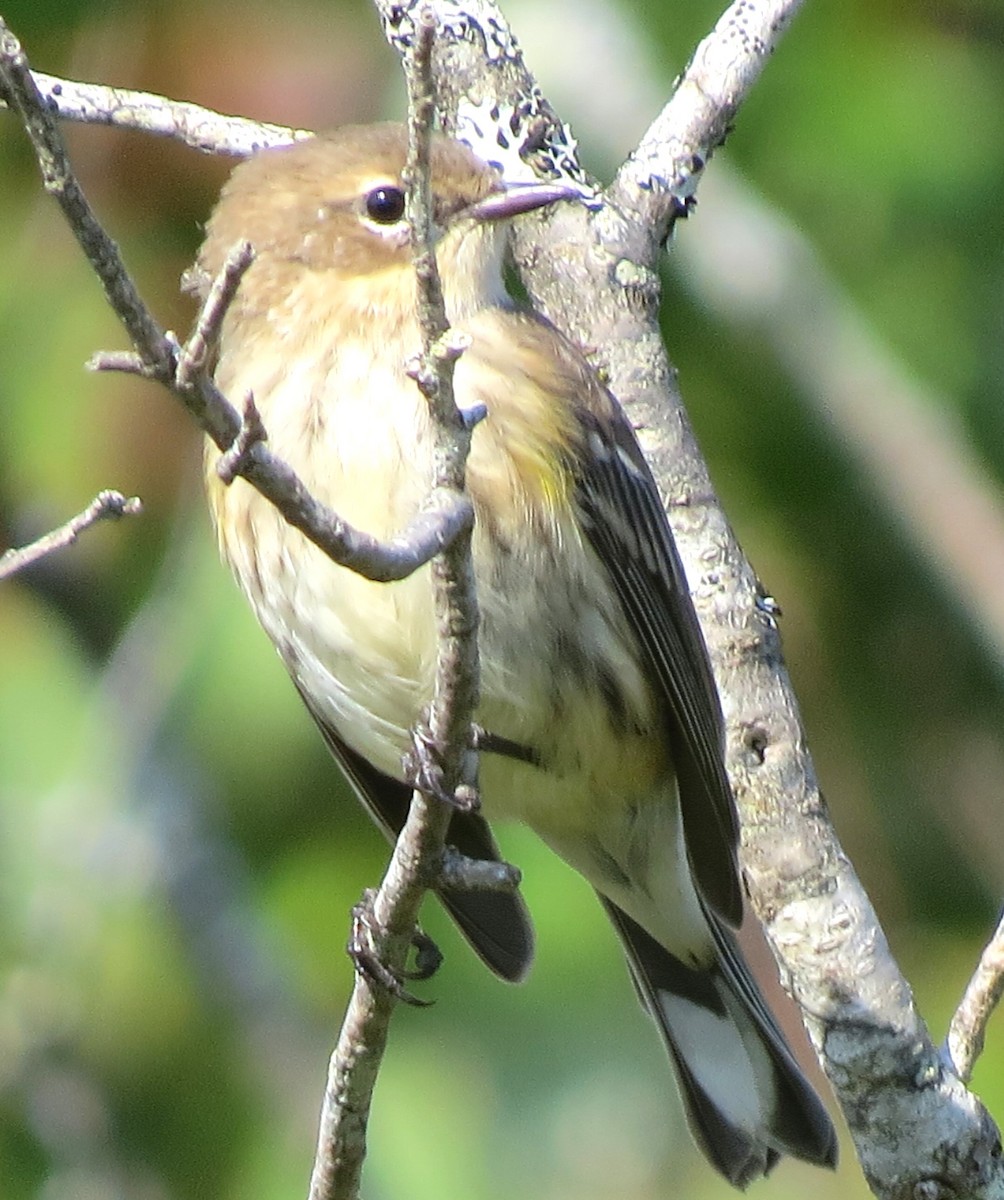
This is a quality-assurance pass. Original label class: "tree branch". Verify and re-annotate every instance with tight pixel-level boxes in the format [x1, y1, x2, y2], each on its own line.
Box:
[608, 0, 807, 235]
[0, 490, 142, 581]
[0, 17, 476, 588]
[307, 12, 486, 1199]
[0, 67, 304, 156]
[0, 22, 172, 363]
[947, 910, 1004, 1085]
[438, 846, 521, 893]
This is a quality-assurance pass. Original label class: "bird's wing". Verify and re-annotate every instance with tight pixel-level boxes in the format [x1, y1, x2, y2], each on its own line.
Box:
[573, 399, 742, 923]
[484, 309, 741, 924]
[294, 681, 535, 983]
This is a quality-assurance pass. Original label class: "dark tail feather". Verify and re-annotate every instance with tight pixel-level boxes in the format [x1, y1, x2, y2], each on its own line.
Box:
[600, 897, 836, 1189]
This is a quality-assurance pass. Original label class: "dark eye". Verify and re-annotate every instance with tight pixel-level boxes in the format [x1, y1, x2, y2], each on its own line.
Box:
[364, 186, 406, 224]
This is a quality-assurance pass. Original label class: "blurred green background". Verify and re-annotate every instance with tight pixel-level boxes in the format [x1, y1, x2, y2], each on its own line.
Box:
[3, 0, 1004, 1197]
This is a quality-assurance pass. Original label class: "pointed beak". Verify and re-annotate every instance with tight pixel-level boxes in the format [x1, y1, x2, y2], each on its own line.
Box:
[464, 179, 580, 223]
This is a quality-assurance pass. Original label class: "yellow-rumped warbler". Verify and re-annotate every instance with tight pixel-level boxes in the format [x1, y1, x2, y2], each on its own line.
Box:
[196, 123, 836, 1187]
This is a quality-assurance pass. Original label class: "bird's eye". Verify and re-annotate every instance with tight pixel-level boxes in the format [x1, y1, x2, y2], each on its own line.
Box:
[364, 186, 406, 224]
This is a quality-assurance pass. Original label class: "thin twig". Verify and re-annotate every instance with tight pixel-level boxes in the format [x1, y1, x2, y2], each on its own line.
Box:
[946, 911, 1004, 1084]
[607, 0, 807, 239]
[88, 349, 156, 376]
[176, 240, 255, 388]
[0, 490, 142, 581]
[0, 68, 303, 156]
[0, 20, 171, 364]
[438, 847, 521, 893]
[216, 392, 268, 486]
[399, 7, 482, 778]
[307, 13, 482, 1200]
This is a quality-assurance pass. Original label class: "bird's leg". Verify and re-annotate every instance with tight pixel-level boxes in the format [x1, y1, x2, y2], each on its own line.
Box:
[472, 725, 541, 768]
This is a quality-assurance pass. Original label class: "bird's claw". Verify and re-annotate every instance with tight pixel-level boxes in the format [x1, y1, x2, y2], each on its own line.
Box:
[403, 722, 480, 812]
[347, 889, 442, 1007]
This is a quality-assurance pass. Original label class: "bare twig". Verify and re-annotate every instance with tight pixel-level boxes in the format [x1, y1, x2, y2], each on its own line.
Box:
[399, 8, 482, 786]
[608, 0, 807, 237]
[0, 490, 142, 581]
[88, 349, 155, 376]
[307, 13, 485, 1200]
[0, 20, 171, 364]
[215, 392, 268, 486]
[0, 68, 303, 156]
[176, 240, 255, 388]
[946, 911, 1004, 1084]
[438, 847, 521, 893]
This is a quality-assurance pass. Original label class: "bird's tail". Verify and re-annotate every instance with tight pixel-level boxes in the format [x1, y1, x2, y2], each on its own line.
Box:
[600, 897, 837, 1189]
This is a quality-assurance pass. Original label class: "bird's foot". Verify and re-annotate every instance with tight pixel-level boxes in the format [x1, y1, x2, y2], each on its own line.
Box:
[404, 721, 480, 812]
[347, 889, 443, 1007]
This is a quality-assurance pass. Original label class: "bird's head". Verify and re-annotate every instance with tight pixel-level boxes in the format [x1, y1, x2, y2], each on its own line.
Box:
[195, 122, 574, 331]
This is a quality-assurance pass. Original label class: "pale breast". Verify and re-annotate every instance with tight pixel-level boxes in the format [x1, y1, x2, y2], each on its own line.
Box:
[205, 317, 667, 832]
[206, 325, 440, 780]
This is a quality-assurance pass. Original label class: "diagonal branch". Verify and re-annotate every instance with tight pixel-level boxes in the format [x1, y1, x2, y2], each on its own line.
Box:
[608, 0, 808, 237]
[947, 910, 1004, 1085]
[0, 490, 142, 581]
[0, 22, 171, 363]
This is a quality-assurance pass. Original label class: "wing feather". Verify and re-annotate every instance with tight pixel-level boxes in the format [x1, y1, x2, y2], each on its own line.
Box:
[483, 309, 742, 924]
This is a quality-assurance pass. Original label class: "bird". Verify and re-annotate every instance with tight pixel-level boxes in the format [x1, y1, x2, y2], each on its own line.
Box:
[194, 121, 837, 1188]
